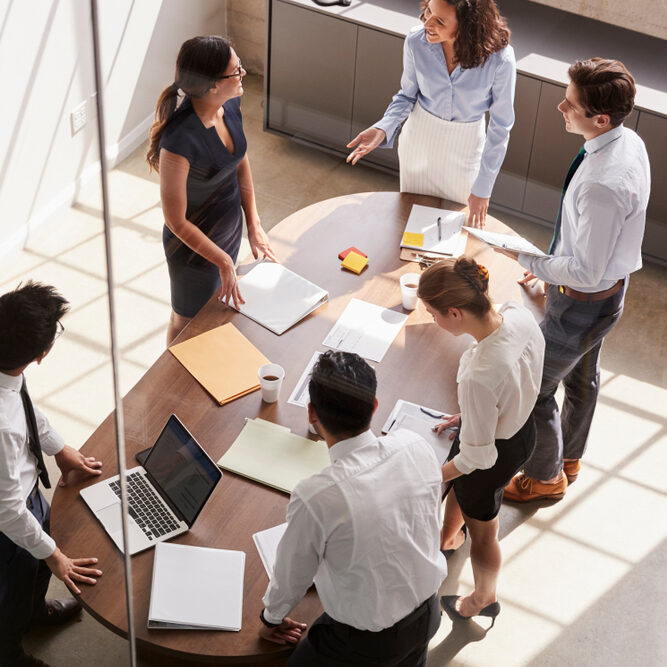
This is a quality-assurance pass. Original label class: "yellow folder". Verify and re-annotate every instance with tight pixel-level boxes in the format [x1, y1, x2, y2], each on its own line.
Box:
[169, 323, 270, 405]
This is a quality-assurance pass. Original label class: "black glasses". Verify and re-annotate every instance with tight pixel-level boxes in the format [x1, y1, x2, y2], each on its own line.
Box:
[219, 61, 244, 80]
[53, 321, 65, 344]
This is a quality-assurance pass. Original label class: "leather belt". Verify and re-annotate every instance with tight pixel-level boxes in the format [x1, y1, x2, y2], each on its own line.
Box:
[559, 278, 624, 302]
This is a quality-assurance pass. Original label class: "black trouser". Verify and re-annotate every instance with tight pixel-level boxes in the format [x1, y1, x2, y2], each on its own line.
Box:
[0, 485, 52, 665]
[287, 594, 441, 667]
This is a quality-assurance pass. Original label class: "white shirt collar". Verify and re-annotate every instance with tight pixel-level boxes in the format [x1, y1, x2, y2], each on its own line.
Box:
[0, 370, 23, 392]
[584, 123, 623, 155]
[329, 429, 376, 463]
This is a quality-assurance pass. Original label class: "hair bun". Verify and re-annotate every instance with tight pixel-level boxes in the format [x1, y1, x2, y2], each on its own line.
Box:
[454, 257, 489, 294]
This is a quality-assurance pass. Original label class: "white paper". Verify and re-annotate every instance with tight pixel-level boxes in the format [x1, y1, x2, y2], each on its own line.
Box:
[322, 299, 408, 362]
[235, 262, 328, 335]
[287, 351, 323, 408]
[253, 523, 288, 579]
[463, 227, 546, 257]
[402, 204, 467, 256]
[148, 542, 245, 631]
[382, 399, 454, 465]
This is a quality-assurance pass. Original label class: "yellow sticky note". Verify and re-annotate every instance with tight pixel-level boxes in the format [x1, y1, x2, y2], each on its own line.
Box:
[341, 251, 369, 275]
[402, 232, 424, 248]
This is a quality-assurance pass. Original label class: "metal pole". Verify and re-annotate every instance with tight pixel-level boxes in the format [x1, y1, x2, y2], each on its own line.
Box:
[89, 1, 137, 664]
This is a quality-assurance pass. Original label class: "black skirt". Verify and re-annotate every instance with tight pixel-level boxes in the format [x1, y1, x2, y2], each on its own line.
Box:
[448, 415, 536, 521]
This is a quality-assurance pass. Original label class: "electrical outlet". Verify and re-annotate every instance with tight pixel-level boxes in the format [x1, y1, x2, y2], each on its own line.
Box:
[70, 100, 87, 135]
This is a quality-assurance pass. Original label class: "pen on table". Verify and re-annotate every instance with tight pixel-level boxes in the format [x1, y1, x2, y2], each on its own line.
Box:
[437, 216, 442, 241]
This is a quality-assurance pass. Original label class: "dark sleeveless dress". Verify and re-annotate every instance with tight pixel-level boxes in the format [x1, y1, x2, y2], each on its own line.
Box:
[159, 96, 247, 317]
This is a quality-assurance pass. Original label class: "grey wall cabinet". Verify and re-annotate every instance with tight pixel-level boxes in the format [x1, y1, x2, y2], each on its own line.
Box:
[351, 27, 403, 170]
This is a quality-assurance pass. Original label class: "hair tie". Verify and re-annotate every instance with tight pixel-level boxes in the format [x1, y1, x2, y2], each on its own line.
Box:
[478, 264, 489, 282]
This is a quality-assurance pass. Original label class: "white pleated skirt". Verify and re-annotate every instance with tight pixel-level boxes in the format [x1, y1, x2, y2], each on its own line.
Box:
[398, 102, 486, 204]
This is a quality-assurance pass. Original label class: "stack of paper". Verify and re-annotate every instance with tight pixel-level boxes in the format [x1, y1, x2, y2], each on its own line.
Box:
[253, 523, 288, 579]
[401, 205, 467, 257]
[382, 399, 454, 465]
[322, 299, 407, 362]
[217, 419, 330, 493]
[235, 262, 328, 335]
[148, 542, 245, 631]
[463, 227, 546, 257]
[169, 323, 270, 405]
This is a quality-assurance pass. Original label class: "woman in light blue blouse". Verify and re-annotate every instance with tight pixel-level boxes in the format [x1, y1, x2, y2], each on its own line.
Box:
[347, 0, 516, 227]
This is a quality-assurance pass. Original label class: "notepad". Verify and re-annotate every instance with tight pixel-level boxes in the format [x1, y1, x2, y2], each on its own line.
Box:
[217, 418, 330, 494]
[169, 323, 270, 405]
[253, 523, 288, 579]
[234, 262, 329, 335]
[382, 399, 454, 465]
[148, 542, 245, 631]
[401, 205, 467, 256]
[341, 251, 368, 274]
[464, 227, 546, 257]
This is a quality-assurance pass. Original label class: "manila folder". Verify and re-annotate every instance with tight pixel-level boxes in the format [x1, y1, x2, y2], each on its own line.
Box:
[169, 323, 270, 405]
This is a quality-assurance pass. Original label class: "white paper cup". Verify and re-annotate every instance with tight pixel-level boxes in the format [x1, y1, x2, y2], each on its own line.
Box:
[258, 363, 285, 403]
[400, 273, 420, 310]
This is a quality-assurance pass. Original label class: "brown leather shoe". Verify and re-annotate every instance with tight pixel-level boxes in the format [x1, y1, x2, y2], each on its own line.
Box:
[504, 473, 567, 502]
[563, 459, 581, 484]
[31, 598, 81, 626]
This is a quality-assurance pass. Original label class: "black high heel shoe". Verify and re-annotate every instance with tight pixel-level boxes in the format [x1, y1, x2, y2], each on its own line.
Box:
[440, 595, 501, 627]
[440, 524, 467, 559]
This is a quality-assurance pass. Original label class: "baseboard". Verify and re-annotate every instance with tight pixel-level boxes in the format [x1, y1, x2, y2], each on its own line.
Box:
[0, 113, 154, 263]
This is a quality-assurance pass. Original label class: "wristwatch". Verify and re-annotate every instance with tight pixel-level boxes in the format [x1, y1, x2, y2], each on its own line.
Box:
[259, 609, 282, 628]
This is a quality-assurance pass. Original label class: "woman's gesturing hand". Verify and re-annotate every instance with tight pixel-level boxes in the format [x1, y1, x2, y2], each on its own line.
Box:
[248, 224, 278, 262]
[217, 253, 244, 309]
[435, 413, 461, 438]
[346, 127, 386, 165]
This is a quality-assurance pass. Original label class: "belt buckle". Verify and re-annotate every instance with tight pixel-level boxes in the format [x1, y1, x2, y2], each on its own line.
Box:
[559, 285, 565, 294]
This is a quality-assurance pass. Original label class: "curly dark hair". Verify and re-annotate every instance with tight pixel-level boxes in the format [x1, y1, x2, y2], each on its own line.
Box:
[419, 0, 511, 69]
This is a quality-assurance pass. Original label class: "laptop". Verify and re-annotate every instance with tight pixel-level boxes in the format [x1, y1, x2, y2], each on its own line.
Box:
[80, 415, 222, 555]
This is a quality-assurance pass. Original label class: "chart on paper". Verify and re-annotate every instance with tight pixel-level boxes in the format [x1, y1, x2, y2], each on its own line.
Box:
[322, 299, 408, 362]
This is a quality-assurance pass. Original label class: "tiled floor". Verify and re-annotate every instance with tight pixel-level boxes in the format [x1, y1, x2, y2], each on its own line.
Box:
[8, 75, 667, 666]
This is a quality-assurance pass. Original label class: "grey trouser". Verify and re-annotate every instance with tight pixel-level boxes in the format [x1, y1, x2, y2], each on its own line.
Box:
[524, 280, 627, 480]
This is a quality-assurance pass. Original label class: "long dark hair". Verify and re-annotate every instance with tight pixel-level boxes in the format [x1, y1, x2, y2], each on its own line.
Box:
[146, 35, 233, 172]
[420, 0, 510, 69]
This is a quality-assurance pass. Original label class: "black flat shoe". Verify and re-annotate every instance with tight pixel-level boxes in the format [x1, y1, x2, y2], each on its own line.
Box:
[31, 598, 81, 626]
[440, 524, 467, 559]
[440, 595, 501, 627]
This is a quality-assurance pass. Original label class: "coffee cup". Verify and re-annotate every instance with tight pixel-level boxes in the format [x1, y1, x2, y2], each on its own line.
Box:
[258, 363, 285, 403]
[400, 273, 420, 310]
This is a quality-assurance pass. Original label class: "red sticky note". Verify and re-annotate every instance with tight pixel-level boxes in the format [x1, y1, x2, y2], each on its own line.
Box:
[338, 246, 367, 260]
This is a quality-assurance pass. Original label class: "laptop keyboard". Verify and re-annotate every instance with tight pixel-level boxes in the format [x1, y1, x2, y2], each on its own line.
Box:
[109, 472, 180, 540]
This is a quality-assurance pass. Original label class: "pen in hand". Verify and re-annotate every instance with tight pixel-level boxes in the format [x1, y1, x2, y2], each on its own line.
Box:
[437, 217, 442, 241]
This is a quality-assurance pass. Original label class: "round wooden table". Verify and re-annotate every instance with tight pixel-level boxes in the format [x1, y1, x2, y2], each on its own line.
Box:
[51, 192, 543, 664]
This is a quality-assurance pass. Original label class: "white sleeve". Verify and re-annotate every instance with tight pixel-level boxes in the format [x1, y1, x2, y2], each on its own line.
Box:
[0, 429, 56, 559]
[262, 490, 325, 624]
[34, 404, 64, 456]
[454, 379, 499, 474]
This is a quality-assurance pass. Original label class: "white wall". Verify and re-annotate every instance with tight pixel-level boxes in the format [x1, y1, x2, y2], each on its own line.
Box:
[0, 0, 227, 260]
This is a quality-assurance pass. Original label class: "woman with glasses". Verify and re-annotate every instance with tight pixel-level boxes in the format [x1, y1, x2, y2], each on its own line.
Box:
[147, 36, 276, 344]
[347, 0, 515, 228]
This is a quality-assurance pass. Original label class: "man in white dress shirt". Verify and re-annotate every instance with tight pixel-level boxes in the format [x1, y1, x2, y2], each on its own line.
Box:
[258, 351, 447, 666]
[0, 282, 103, 667]
[500, 58, 650, 502]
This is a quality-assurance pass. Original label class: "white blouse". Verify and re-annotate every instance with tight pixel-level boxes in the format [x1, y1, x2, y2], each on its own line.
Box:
[454, 302, 545, 475]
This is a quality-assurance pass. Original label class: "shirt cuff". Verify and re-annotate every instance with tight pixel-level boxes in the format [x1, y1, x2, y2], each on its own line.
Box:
[452, 452, 477, 475]
[262, 607, 285, 626]
[30, 532, 57, 560]
[372, 120, 398, 149]
[40, 431, 65, 456]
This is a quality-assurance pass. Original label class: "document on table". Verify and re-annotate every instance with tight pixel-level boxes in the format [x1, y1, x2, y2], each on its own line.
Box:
[253, 523, 288, 579]
[382, 399, 455, 465]
[463, 227, 547, 257]
[217, 418, 330, 494]
[287, 351, 323, 408]
[234, 261, 328, 335]
[401, 204, 467, 257]
[148, 542, 245, 631]
[322, 299, 408, 363]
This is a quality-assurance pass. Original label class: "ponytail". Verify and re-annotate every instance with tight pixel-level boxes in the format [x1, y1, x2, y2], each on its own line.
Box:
[146, 82, 179, 173]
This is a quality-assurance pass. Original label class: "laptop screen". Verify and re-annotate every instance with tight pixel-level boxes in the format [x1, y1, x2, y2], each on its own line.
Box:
[143, 415, 222, 525]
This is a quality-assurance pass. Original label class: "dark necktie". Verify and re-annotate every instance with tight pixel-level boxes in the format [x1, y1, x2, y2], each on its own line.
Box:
[20, 379, 51, 489]
[549, 146, 587, 254]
